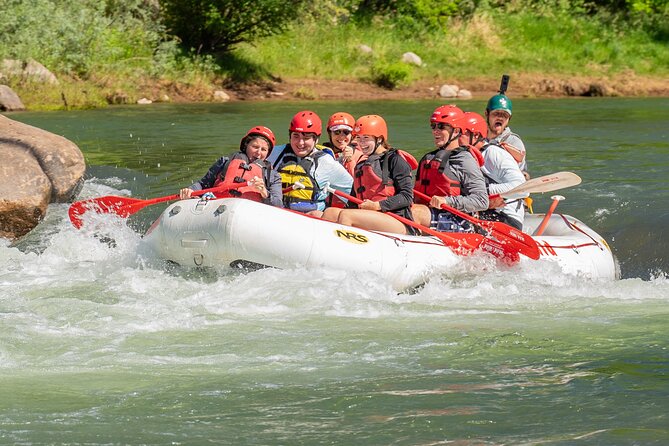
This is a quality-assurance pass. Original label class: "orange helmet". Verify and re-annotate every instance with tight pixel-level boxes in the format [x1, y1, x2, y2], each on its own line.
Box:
[327, 112, 355, 131]
[430, 105, 463, 124]
[454, 112, 488, 138]
[353, 115, 388, 141]
[289, 110, 322, 136]
[241, 125, 275, 153]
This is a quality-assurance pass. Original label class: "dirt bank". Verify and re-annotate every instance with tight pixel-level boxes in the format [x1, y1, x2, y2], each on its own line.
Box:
[222, 73, 669, 102]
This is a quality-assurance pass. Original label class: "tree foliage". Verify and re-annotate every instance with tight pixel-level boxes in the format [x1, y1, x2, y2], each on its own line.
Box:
[160, 0, 307, 56]
[0, 0, 165, 75]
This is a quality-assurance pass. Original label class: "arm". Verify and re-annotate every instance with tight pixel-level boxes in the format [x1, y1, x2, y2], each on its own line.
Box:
[379, 153, 414, 213]
[266, 169, 284, 208]
[502, 130, 527, 173]
[482, 145, 526, 195]
[445, 151, 489, 213]
[313, 154, 354, 201]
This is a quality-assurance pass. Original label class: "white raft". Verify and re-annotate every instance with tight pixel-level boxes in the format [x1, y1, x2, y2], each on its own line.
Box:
[142, 198, 618, 291]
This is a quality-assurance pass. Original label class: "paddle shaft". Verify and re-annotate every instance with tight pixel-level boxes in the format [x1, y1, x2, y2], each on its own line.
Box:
[412, 189, 540, 260]
[534, 195, 565, 236]
[69, 182, 249, 228]
[326, 187, 486, 254]
[413, 189, 487, 229]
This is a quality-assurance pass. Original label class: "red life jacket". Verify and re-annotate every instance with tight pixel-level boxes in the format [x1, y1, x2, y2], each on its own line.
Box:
[415, 146, 484, 204]
[353, 150, 396, 202]
[415, 148, 461, 202]
[213, 153, 268, 202]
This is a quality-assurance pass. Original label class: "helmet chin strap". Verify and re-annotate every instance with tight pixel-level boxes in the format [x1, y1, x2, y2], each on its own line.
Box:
[447, 128, 459, 146]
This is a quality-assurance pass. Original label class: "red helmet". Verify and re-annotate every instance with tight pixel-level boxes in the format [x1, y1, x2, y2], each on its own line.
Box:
[241, 125, 275, 153]
[353, 115, 388, 141]
[327, 112, 355, 131]
[430, 105, 463, 124]
[289, 110, 322, 136]
[454, 112, 488, 138]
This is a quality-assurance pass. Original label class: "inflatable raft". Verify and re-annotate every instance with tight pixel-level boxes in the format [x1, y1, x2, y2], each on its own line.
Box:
[142, 198, 618, 291]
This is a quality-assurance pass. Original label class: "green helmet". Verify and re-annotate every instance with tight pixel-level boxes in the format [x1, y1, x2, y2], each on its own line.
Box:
[486, 94, 512, 116]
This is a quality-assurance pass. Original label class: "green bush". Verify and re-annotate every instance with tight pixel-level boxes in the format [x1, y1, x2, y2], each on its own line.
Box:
[370, 61, 413, 89]
[0, 0, 166, 76]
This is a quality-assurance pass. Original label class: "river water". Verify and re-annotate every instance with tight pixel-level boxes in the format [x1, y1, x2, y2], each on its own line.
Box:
[2, 98, 668, 444]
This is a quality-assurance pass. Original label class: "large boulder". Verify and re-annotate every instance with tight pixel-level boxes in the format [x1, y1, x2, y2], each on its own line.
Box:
[0, 85, 26, 111]
[0, 115, 85, 239]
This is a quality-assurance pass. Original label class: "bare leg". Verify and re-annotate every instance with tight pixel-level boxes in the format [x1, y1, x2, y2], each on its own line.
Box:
[321, 207, 343, 222]
[337, 209, 407, 234]
[411, 203, 432, 227]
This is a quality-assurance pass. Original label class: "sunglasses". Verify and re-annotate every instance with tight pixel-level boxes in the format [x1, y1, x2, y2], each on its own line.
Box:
[333, 129, 351, 136]
[430, 122, 451, 131]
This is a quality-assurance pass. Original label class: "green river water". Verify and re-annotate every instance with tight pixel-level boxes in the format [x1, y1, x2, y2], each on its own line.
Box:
[1, 98, 668, 445]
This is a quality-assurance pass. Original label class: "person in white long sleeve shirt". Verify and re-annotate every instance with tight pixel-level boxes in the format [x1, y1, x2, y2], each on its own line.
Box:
[456, 112, 526, 230]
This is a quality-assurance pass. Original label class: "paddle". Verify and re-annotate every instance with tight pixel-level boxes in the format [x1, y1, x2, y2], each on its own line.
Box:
[534, 195, 565, 237]
[499, 171, 581, 199]
[68, 183, 247, 229]
[412, 189, 540, 260]
[326, 187, 520, 261]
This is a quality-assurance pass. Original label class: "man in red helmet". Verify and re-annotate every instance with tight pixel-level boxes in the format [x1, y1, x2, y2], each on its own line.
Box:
[457, 112, 526, 230]
[412, 105, 489, 230]
[268, 110, 353, 213]
[179, 126, 283, 207]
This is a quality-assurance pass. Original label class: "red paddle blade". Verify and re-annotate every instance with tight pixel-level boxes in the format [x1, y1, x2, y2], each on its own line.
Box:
[68, 196, 144, 229]
[485, 221, 541, 260]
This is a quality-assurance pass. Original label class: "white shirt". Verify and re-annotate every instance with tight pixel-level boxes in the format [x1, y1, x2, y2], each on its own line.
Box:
[481, 143, 526, 225]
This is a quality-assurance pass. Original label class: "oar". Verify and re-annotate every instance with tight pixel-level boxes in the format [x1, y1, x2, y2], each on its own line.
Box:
[413, 189, 540, 260]
[68, 183, 247, 229]
[534, 195, 565, 237]
[500, 171, 581, 199]
[326, 187, 519, 261]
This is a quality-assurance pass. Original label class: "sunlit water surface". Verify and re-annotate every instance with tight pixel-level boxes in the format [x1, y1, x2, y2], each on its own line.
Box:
[1, 98, 668, 445]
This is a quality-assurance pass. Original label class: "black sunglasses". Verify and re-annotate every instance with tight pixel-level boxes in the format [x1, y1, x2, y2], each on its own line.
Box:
[333, 129, 352, 136]
[430, 122, 450, 130]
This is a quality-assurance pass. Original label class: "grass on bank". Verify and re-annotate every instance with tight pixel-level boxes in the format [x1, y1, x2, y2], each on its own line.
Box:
[3, 11, 669, 110]
[237, 12, 669, 80]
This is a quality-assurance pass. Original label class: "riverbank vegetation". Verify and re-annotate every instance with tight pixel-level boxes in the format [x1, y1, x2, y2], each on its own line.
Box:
[1, 0, 667, 110]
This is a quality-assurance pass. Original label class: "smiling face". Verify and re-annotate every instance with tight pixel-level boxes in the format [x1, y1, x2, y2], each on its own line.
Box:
[290, 132, 317, 158]
[431, 122, 458, 149]
[244, 137, 270, 162]
[486, 109, 511, 138]
[328, 128, 353, 152]
[355, 134, 380, 157]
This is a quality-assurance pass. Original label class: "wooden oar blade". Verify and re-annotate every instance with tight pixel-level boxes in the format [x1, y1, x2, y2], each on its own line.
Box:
[501, 171, 581, 198]
[68, 196, 143, 229]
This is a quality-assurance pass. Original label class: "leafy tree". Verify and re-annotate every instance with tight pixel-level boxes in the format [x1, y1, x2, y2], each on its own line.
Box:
[160, 0, 307, 56]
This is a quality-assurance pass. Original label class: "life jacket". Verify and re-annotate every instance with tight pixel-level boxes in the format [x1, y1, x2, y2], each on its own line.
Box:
[213, 153, 269, 202]
[274, 145, 328, 208]
[354, 149, 396, 201]
[415, 146, 484, 204]
[415, 148, 462, 202]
